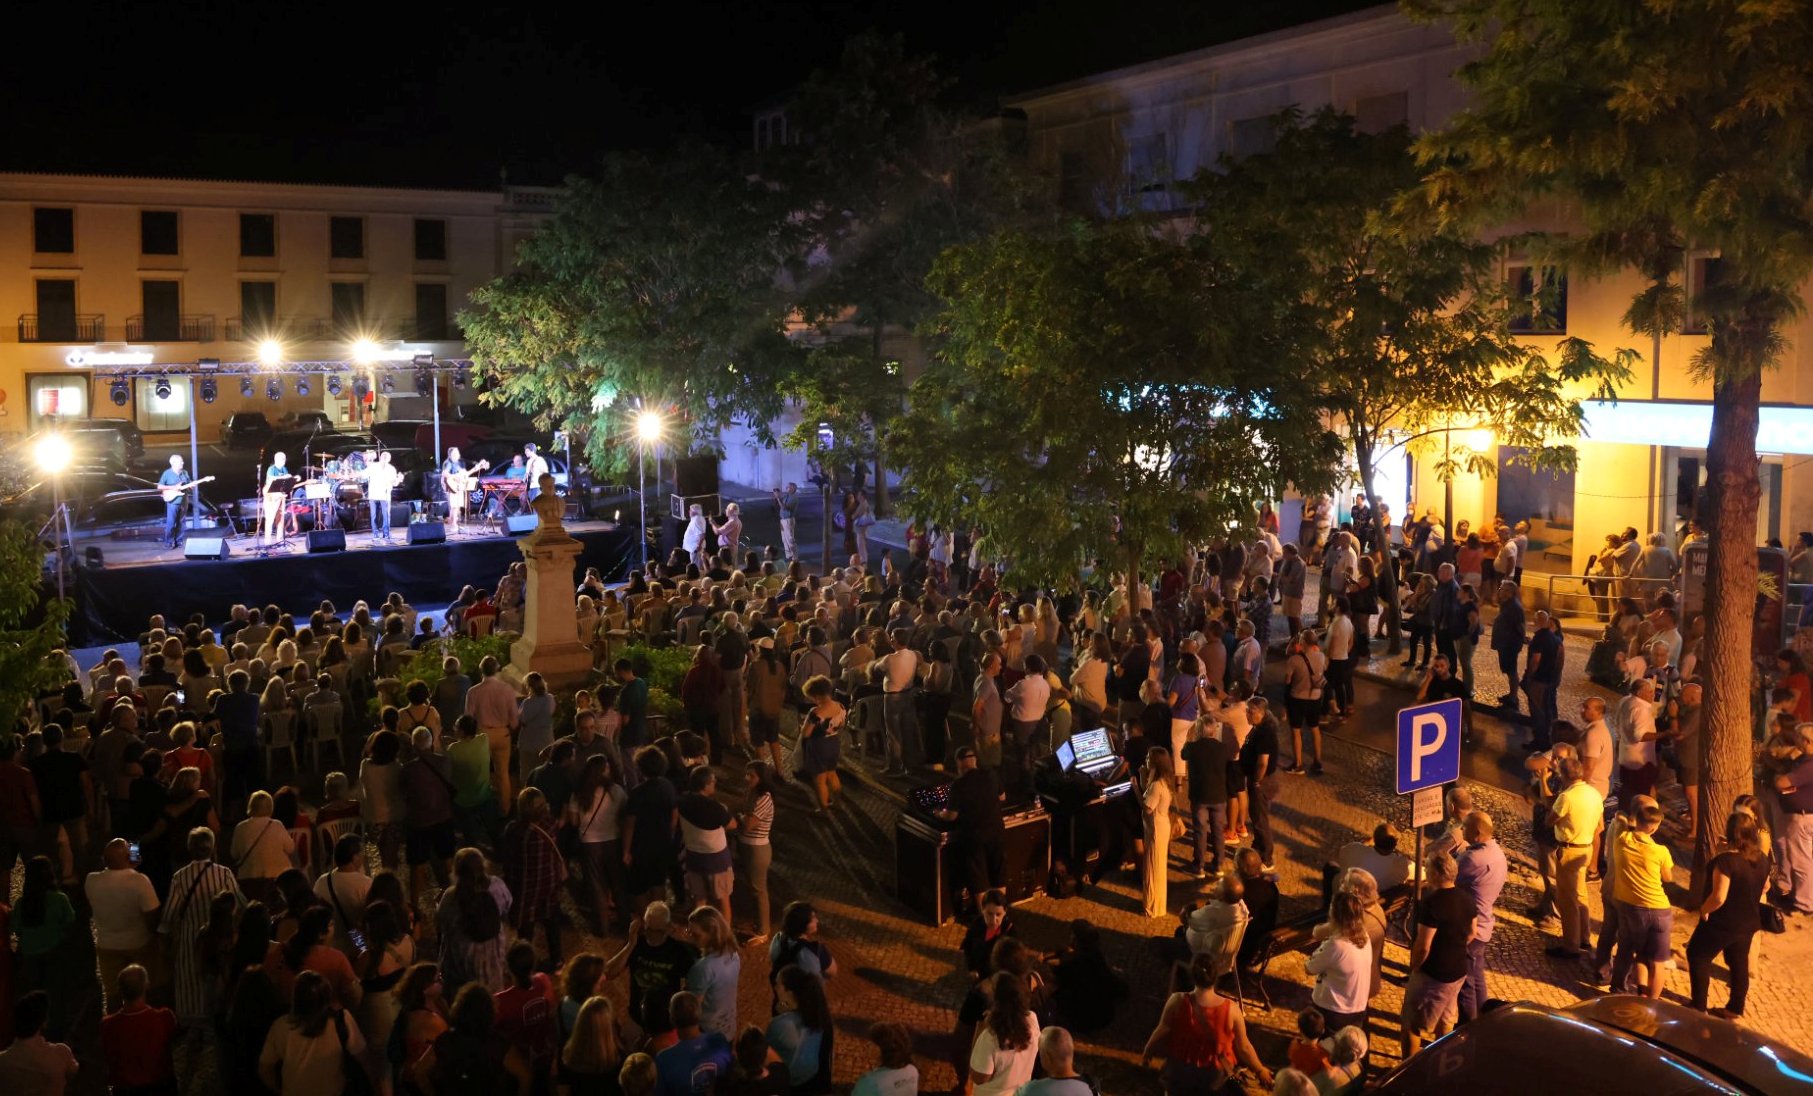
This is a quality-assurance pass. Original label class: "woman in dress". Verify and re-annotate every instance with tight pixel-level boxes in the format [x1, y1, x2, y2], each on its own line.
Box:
[570, 753, 629, 935]
[355, 900, 417, 1094]
[799, 676, 846, 812]
[258, 969, 366, 1096]
[435, 847, 512, 994]
[1141, 747, 1176, 919]
[1140, 952, 1272, 1094]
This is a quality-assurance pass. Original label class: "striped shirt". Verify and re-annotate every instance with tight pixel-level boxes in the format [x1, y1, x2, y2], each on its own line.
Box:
[159, 861, 241, 1022]
[739, 791, 774, 846]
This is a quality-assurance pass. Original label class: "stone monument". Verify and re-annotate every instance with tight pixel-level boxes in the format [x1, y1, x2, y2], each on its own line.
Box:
[505, 473, 593, 688]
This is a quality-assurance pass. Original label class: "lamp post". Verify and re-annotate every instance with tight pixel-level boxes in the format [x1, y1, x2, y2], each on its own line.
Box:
[635, 409, 664, 571]
[35, 434, 74, 602]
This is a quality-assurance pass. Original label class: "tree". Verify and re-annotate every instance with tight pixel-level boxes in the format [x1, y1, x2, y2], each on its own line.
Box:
[0, 520, 68, 733]
[1186, 109, 1635, 650]
[1409, 0, 1813, 882]
[771, 33, 1044, 516]
[460, 143, 806, 476]
[891, 216, 1342, 594]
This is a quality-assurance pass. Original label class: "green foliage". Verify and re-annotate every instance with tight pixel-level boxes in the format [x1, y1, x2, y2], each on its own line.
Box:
[1183, 108, 1636, 510]
[459, 143, 808, 477]
[619, 642, 692, 695]
[892, 215, 1342, 589]
[387, 634, 513, 694]
[0, 520, 69, 731]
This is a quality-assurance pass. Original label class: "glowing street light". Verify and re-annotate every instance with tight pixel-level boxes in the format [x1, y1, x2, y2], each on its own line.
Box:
[35, 432, 75, 601]
[34, 433, 73, 475]
[633, 408, 665, 570]
[636, 409, 665, 444]
[258, 339, 286, 368]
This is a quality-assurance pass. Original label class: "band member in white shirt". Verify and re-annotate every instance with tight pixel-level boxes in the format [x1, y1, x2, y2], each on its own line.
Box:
[441, 447, 469, 531]
[366, 450, 399, 541]
[523, 443, 550, 501]
[262, 452, 291, 543]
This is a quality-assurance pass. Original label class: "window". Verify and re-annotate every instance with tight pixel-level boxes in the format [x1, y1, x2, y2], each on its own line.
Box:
[414, 218, 447, 261]
[142, 281, 181, 341]
[414, 283, 449, 340]
[140, 211, 180, 255]
[1684, 254, 1725, 334]
[34, 207, 75, 253]
[240, 213, 277, 257]
[330, 216, 364, 260]
[331, 282, 366, 333]
[1506, 263, 1568, 333]
[36, 280, 77, 341]
[241, 282, 277, 333]
[135, 377, 190, 433]
[1354, 91, 1409, 134]
[1228, 116, 1278, 159]
[1125, 133, 1170, 193]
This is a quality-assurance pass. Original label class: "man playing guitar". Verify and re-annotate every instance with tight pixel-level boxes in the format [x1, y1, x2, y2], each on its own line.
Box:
[157, 455, 215, 549]
[261, 452, 297, 544]
[440, 447, 489, 532]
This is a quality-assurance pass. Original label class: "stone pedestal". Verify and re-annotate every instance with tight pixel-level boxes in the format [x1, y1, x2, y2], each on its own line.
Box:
[506, 475, 593, 689]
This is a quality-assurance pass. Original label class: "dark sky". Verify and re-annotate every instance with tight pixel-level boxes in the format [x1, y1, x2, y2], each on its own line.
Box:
[3, 0, 1377, 189]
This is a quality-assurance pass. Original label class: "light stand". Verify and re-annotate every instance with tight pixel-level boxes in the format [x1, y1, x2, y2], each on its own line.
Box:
[33, 435, 76, 602]
[635, 409, 664, 573]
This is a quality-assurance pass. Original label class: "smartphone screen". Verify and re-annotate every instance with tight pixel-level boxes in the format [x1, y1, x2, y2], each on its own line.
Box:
[349, 929, 367, 952]
[127, 841, 141, 862]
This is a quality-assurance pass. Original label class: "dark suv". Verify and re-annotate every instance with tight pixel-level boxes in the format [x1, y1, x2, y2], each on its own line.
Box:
[221, 411, 274, 449]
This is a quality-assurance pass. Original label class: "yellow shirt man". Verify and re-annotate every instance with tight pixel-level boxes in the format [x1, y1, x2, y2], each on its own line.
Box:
[1613, 827, 1674, 910]
[1549, 779, 1604, 847]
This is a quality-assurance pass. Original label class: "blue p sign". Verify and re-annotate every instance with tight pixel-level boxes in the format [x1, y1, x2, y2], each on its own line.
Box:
[1396, 698, 1463, 794]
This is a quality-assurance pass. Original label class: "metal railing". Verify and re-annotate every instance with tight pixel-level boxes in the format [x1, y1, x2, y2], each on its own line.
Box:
[125, 314, 215, 342]
[1541, 573, 1679, 621]
[18, 313, 105, 342]
[224, 315, 333, 342]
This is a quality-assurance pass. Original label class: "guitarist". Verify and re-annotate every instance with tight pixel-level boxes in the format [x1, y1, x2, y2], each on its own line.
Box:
[158, 455, 192, 549]
[439, 447, 488, 532]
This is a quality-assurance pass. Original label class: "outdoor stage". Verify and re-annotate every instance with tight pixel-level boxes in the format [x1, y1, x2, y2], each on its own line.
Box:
[69, 520, 639, 644]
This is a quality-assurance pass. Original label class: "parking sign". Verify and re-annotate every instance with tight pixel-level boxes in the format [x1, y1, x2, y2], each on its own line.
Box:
[1396, 698, 1463, 794]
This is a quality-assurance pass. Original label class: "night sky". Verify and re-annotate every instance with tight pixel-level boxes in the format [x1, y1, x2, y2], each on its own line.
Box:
[3, 0, 1377, 189]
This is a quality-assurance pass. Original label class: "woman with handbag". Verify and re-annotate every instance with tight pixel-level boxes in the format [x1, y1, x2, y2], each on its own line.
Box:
[258, 969, 370, 1095]
[569, 754, 628, 935]
[1140, 952, 1271, 1094]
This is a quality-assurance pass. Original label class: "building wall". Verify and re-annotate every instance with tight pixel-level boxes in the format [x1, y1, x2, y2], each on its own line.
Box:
[1008, 4, 1813, 567]
[0, 174, 555, 441]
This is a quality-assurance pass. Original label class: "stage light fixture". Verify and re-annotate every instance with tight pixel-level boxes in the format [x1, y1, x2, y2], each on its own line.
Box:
[353, 375, 370, 400]
[153, 377, 173, 400]
[380, 374, 395, 394]
[412, 354, 434, 368]
[199, 378, 218, 403]
[258, 339, 285, 368]
[296, 376, 310, 397]
[327, 374, 343, 396]
[240, 377, 255, 399]
[352, 338, 380, 366]
[109, 380, 130, 406]
[196, 358, 220, 372]
[267, 378, 283, 401]
[414, 371, 432, 397]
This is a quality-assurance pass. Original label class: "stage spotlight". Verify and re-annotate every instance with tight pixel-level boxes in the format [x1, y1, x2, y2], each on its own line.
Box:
[153, 377, 173, 400]
[353, 375, 370, 400]
[412, 354, 434, 368]
[109, 380, 130, 406]
[258, 339, 285, 368]
[327, 374, 343, 396]
[240, 377, 255, 399]
[296, 376, 310, 397]
[34, 433, 73, 475]
[453, 365, 469, 389]
[414, 371, 432, 397]
[199, 378, 218, 403]
[380, 373, 395, 394]
[352, 338, 380, 366]
[267, 378, 283, 401]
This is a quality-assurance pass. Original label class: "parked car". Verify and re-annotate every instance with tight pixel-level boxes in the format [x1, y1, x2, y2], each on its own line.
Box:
[30, 421, 137, 473]
[276, 409, 337, 433]
[221, 411, 274, 449]
[463, 437, 572, 490]
[370, 418, 493, 454]
[258, 422, 350, 472]
[65, 486, 230, 546]
[1370, 996, 1813, 1094]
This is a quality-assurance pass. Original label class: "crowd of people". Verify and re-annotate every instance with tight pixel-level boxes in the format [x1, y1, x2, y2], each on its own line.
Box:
[3, 489, 1809, 1096]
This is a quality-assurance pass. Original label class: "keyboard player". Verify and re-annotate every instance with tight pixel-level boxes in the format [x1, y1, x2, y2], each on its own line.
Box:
[933, 746, 1005, 914]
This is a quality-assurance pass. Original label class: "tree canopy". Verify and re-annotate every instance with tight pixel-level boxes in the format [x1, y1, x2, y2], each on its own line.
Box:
[0, 520, 68, 733]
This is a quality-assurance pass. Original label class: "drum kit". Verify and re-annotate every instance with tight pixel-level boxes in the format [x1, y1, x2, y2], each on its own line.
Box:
[243, 456, 373, 551]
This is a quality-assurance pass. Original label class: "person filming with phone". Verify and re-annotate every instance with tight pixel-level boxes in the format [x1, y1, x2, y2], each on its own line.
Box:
[85, 838, 162, 1012]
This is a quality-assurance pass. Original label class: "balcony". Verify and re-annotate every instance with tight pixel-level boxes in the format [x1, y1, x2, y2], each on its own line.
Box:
[18, 313, 106, 343]
[125, 314, 216, 342]
[408, 317, 463, 341]
[225, 315, 333, 342]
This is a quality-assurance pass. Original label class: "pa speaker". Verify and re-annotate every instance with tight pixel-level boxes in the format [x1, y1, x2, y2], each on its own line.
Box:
[407, 521, 446, 545]
[183, 536, 230, 561]
[307, 529, 347, 554]
[674, 455, 719, 499]
[505, 514, 539, 535]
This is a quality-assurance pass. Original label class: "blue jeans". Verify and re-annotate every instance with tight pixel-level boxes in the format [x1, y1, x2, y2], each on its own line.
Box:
[164, 499, 183, 545]
[1192, 801, 1227, 874]
[370, 500, 391, 538]
[1458, 936, 1490, 1022]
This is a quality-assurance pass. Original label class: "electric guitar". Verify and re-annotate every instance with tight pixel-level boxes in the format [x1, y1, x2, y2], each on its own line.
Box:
[159, 475, 216, 503]
[444, 460, 491, 496]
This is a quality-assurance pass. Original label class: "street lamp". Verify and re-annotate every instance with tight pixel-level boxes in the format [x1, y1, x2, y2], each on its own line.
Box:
[34, 434, 75, 602]
[635, 410, 664, 570]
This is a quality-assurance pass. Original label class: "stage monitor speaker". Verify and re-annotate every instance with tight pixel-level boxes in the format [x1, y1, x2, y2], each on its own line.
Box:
[505, 514, 540, 535]
[307, 529, 347, 554]
[407, 521, 446, 545]
[182, 536, 230, 561]
[674, 455, 720, 500]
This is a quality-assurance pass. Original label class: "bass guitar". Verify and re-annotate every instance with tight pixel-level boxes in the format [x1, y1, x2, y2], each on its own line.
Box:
[159, 475, 216, 503]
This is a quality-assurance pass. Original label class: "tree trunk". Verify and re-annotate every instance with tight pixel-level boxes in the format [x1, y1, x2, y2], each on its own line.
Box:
[1695, 364, 1763, 894]
[1356, 439, 1403, 655]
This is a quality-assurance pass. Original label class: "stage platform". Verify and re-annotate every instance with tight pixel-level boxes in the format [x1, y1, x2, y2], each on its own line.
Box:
[70, 520, 638, 644]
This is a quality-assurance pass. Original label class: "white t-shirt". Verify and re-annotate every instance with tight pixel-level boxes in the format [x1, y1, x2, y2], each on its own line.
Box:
[852, 1064, 920, 1096]
[314, 870, 373, 950]
[1005, 673, 1050, 723]
[577, 784, 626, 843]
[85, 868, 160, 950]
[1579, 720, 1614, 796]
[1616, 696, 1658, 767]
[364, 460, 398, 502]
[1334, 842, 1414, 891]
[969, 1014, 1040, 1096]
[230, 816, 298, 881]
[258, 1014, 365, 1095]
[1306, 935, 1372, 1014]
[1325, 615, 1354, 662]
